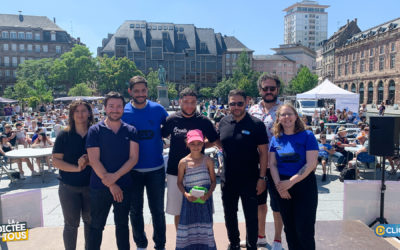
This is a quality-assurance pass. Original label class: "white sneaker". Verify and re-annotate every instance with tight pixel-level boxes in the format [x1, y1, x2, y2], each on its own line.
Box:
[32, 171, 41, 176]
[257, 237, 267, 246]
[239, 240, 246, 248]
[20, 173, 25, 179]
[137, 248, 147, 250]
[271, 241, 283, 250]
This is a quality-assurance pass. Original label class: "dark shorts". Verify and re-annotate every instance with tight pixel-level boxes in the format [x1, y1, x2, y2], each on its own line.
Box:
[318, 156, 329, 163]
[257, 169, 280, 212]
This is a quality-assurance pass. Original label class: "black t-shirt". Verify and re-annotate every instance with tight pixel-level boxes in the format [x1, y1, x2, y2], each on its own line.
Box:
[53, 130, 91, 187]
[6, 132, 16, 146]
[161, 111, 218, 176]
[219, 113, 268, 185]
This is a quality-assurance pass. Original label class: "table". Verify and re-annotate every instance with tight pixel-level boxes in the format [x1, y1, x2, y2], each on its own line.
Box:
[344, 145, 363, 179]
[5, 147, 53, 182]
[315, 134, 335, 141]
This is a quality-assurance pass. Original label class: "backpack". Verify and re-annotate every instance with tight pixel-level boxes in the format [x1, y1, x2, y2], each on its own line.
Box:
[339, 167, 355, 182]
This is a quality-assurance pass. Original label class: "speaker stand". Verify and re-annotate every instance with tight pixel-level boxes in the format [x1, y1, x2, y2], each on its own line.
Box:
[368, 156, 389, 227]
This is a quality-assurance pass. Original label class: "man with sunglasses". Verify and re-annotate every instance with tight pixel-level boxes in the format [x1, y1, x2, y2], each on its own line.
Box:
[218, 89, 268, 250]
[246, 73, 283, 250]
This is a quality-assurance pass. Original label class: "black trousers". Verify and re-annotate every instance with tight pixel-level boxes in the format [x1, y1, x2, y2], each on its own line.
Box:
[221, 182, 258, 250]
[278, 172, 318, 250]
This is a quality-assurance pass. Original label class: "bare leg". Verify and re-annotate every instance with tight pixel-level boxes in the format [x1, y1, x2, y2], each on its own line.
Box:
[273, 211, 283, 241]
[322, 160, 327, 174]
[174, 215, 180, 230]
[24, 159, 34, 172]
[258, 204, 267, 237]
[16, 160, 24, 175]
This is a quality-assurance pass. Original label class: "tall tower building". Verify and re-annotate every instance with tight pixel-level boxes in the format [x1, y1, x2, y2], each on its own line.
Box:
[283, 1, 329, 51]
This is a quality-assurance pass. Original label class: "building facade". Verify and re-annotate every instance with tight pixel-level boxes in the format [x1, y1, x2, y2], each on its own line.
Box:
[283, 0, 329, 51]
[272, 44, 316, 73]
[0, 14, 79, 91]
[97, 21, 252, 89]
[252, 55, 296, 84]
[334, 18, 400, 105]
[317, 19, 361, 82]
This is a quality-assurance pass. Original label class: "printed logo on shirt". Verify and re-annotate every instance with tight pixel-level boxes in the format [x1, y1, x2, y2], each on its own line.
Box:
[242, 130, 250, 135]
[173, 127, 188, 136]
[137, 130, 155, 140]
[280, 153, 301, 163]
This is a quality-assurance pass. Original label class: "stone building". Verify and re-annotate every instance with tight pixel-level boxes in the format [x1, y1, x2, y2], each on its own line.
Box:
[272, 44, 316, 73]
[97, 21, 252, 89]
[252, 55, 296, 84]
[334, 18, 400, 105]
[0, 13, 79, 91]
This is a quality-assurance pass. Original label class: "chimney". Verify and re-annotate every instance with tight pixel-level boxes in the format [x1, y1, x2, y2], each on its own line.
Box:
[53, 17, 56, 23]
[355, 18, 357, 24]
[18, 10, 23, 22]
[347, 19, 349, 25]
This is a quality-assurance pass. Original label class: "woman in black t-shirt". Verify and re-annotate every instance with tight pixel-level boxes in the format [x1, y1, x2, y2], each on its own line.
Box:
[52, 100, 94, 250]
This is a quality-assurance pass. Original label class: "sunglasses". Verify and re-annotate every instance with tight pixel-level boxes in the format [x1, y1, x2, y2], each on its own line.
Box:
[261, 86, 277, 92]
[229, 102, 245, 107]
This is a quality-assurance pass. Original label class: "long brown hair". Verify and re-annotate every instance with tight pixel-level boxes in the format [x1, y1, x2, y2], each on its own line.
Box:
[66, 100, 94, 132]
[273, 104, 305, 138]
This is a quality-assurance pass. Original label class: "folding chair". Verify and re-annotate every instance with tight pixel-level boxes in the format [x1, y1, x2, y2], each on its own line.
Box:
[0, 156, 18, 183]
[356, 152, 376, 179]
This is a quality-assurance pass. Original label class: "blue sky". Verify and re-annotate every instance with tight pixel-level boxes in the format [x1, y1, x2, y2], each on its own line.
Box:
[4, 0, 400, 55]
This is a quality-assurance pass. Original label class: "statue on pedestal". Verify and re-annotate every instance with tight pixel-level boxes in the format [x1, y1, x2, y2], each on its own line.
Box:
[157, 65, 169, 108]
[158, 65, 166, 86]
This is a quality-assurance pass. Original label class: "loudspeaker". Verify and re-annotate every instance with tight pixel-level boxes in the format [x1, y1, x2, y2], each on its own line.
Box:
[369, 116, 400, 156]
[317, 99, 324, 107]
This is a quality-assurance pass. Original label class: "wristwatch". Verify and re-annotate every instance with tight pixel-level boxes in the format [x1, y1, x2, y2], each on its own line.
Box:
[259, 176, 268, 181]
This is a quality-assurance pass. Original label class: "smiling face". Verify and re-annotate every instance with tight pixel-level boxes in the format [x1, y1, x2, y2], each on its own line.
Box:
[228, 95, 247, 119]
[129, 82, 148, 105]
[73, 104, 90, 126]
[179, 96, 197, 117]
[105, 98, 124, 122]
[187, 140, 204, 153]
[259, 79, 279, 103]
[278, 105, 297, 132]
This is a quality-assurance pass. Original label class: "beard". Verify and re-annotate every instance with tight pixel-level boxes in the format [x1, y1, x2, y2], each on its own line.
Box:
[132, 96, 147, 105]
[181, 108, 196, 117]
[263, 93, 278, 103]
[107, 113, 122, 121]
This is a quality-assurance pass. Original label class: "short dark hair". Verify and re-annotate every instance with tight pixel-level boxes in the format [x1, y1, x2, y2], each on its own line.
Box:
[228, 89, 247, 100]
[104, 91, 125, 107]
[129, 75, 147, 89]
[257, 73, 281, 89]
[179, 88, 197, 99]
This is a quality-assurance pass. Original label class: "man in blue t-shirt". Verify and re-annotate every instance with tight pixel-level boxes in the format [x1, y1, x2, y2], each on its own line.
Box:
[317, 134, 335, 182]
[86, 92, 139, 250]
[121, 75, 168, 250]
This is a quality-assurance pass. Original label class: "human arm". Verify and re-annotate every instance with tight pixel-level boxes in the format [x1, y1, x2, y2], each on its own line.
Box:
[177, 159, 196, 202]
[269, 151, 291, 199]
[201, 157, 216, 201]
[101, 140, 139, 187]
[257, 143, 268, 195]
[52, 153, 88, 172]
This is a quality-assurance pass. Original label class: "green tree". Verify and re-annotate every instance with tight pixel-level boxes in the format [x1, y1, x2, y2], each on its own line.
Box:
[97, 55, 143, 97]
[231, 51, 260, 98]
[199, 87, 214, 99]
[26, 80, 53, 108]
[167, 82, 178, 99]
[289, 66, 318, 94]
[214, 78, 236, 103]
[16, 58, 54, 90]
[68, 82, 95, 96]
[146, 68, 160, 100]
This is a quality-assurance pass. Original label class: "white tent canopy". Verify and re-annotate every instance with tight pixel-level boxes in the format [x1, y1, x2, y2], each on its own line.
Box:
[296, 79, 360, 113]
[296, 79, 359, 99]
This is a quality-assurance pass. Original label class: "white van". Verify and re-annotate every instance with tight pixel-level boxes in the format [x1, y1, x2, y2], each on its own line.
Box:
[295, 99, 325, 117]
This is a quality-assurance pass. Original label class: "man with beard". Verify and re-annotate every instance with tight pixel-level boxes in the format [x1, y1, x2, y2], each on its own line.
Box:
[121, 76, 168, 250]
[161, 88, 218, 229]
[246, 73, 283, 250]
[218, 89, 268, 250]
[86, 92, 139, 250]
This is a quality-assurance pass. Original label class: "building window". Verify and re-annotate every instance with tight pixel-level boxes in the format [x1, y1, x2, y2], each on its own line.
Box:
[390, 54, 396, 69]
[391, 43, 396, 52]
[11, 44, 17, 51]
[344, 63, 348, 75]
[43, 45, 48, 53]
[369, 58, 374, 72]
[337, 64, 341, 76]
[5, 70, 10, 77]
[361, 50, 364, 58]
[134, 30, 142, 38]
[367, 82, 373, 104]
[379, 56, 385, 71]
[12, 70, 16, 78]
[19, 44, 24, 52]
[4, 57, 9, 66]
[1, 31, 9, 39]
[200, 42, 207, 51]
[3, 44, 8, 51]
[352, 62, 356, 74]
[345, 55, 348, 62]
[10, 31, 16, 39]
[18, 32, 24, 39]
[27, 44, 32, 52]
[35, 33, 40, 40]
[380, 45, 384, 54]
[370, 48, 374, 57]
[226, 54, 230, 59]
[338, 57, 341, 64]
[35, 44, 40, 53]
[20, 57, 25, 64]
[377, 81, 384, 103]
[26, 32, 32, 40]
[51, 33, 56, 41]
[178, 33, 185, 40]
[359, 83, 364, 103]
[389, 80, 395, 104]
[162, 32, 169, 40]
[12, 57, 17, 67]
[56, 46, 61, 54]
[360, 60, 365, 73]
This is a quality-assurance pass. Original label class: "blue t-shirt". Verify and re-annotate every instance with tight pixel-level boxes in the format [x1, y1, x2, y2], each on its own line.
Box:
[269, 130, 319, 176]
[318, 143, 332, 158]
[86, 121, 138, 189]
[121, 101, 168, 170]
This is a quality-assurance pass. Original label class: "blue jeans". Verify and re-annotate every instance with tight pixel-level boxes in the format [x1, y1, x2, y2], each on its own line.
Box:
[88, 186, 131, 250]
[130, 167, 166, 249]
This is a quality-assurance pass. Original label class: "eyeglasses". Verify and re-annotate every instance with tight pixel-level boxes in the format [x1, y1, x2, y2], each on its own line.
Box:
[261, 86, 277, 92]
[280, 113, 294, 117]
[229, 102, 245, 107]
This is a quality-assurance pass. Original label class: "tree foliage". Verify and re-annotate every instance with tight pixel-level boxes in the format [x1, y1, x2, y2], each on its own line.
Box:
[167, 82, 178, 99]
[214, 78, 236, 103]
[146, 68, 160, 100]
[199, 87, 214, 99]
[68, 83, 95, 96]
[289, 66, 318, 94]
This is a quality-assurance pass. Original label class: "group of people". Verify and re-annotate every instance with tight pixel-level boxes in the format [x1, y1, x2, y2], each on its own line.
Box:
[49, 73, 320, 250]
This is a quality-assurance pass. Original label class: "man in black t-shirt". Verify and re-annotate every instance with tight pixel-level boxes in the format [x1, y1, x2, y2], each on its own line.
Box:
[161, 88, 218, 229]
[218, 89, 268, 250]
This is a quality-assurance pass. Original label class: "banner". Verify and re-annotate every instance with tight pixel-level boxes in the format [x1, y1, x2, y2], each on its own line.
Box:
[336, 98, 359, 113]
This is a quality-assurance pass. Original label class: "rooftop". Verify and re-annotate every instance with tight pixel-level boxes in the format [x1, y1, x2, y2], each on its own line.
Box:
[0, 14, 64, 31]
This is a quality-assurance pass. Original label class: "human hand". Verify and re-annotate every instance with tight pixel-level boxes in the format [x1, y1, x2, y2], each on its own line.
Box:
[256, 179, 266, 195]
[200, 192, 211, 201]
[102, 173, 119, 187]
[276, 180, 294, 193]
[109, 184, 123, 202]
[184, 192, 197, 202]
[278, 190, 291, 199]
[77, 154, 88, 171]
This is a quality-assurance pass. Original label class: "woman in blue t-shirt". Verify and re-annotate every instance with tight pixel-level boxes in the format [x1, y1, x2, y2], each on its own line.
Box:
[268, 104, 319, 250]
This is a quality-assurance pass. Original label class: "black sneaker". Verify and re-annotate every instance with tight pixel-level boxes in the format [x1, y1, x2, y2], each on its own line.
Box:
[227, 244, 240, 250]
[322, 174, 327, 182]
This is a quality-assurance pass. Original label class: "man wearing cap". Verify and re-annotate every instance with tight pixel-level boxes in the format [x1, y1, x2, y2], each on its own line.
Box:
[333, 126, 356, 169]
[121, 75, 169, 250]
[219, 89, 268, 250]
[247, 73, 283, 250]
[315, 120, 327, 135]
